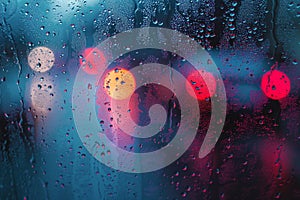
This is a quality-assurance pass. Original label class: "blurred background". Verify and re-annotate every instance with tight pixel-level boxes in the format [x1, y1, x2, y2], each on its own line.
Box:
[0, 0, 300, 199]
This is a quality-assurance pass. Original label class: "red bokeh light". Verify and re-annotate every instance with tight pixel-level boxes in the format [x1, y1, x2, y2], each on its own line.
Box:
[79, 47, 106, 75]
[185, 70, 217, 100]
[261, 69, 290, 100]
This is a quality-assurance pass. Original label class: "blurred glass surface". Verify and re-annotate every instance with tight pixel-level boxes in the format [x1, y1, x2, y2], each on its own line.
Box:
[0, 0, 300, 199]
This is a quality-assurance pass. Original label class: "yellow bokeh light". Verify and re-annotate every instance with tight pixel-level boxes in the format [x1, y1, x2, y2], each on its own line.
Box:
[103, 68, 136, 100]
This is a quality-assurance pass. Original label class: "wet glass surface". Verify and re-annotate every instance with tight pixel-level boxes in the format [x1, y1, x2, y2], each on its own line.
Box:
[0, 0, 300, 199]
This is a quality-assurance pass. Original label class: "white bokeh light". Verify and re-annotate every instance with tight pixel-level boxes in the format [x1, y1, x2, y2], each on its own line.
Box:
[28, 46, 55, 72]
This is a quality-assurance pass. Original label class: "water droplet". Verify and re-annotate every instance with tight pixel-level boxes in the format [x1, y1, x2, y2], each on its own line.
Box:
[181, 192, 187, 197]
[232, 1, 238, 6]
[292, 59, 298, 65]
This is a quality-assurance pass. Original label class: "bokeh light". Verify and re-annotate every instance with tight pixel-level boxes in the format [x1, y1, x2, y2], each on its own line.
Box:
[28, 46, 55, 72]
[185, 70, 216, 100]
[79, 48, 106, 75]
[103, 68, 136, 100]
[30, 75, 55, 113]
[261, 69, 291, 100]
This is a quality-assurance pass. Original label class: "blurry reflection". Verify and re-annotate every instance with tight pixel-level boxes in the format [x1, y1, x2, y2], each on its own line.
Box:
[30, 74, 55, 114]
